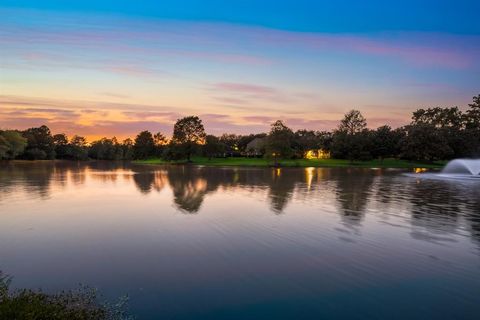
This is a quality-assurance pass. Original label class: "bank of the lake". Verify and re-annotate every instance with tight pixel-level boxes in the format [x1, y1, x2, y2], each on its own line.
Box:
[135, 157, 446, 168]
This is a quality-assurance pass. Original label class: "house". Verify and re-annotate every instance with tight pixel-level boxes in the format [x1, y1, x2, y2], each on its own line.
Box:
[304, 149, 331, 159]
[245, 137, 267, 157]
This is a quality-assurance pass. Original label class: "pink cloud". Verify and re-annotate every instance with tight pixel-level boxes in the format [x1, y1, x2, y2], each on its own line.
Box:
[213, 82, 277, 95]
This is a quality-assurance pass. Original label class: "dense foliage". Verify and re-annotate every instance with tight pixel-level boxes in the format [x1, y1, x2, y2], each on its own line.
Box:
[0, 272, 131, 320]
[1, 94, 479, 162]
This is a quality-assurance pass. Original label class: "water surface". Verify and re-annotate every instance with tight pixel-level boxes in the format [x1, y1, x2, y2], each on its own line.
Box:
[0, 161, 479, 319]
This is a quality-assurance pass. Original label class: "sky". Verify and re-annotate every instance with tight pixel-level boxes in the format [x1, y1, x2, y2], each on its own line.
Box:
[1, 0, 479, 140]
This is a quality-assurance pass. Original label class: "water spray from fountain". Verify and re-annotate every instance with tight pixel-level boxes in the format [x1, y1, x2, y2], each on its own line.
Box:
[441, 159, 480, 176]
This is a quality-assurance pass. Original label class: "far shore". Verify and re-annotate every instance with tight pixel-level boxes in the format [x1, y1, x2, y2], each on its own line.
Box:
[134, 157, 446, 169]
[2, 158, 447, 169]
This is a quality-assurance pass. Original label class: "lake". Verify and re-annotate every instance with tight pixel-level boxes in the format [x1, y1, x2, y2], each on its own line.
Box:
[0, 161, 479, 319]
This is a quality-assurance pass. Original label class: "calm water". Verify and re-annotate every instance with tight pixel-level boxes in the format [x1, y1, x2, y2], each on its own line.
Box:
[1, 161, 480, 319]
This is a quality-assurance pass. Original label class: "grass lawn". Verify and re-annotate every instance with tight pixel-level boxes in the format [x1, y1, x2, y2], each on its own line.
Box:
[135, 157, 446, 169]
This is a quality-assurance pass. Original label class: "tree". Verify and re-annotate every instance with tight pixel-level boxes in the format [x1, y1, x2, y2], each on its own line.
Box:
[0, 130, 27, 159]
[153, 132, 167, 156]
[401, 124, 453, 162]
[412, 107, 464, 129]
[171, 116, 206, 161]
[265, 120, 294, 165]
[68, 135, 89, 160]
[21, 125, 55, 159]
[219, 134, 240, 155]
[121, 138, 134, 160]
[411, 106, 468, 158]
[465, 94, 480, 129]
[338, 110, 367, 135]
[203, 135, 225, 159]
[53, 133, 69, 159]
[292, 130, 321, 158]
[331, 110, 371, 161]
[133, 131, 155, 160]
[371, 125, 400, 161]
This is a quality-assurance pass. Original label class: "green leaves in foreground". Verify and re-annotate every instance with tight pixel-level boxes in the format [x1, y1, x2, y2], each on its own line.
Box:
[0, 271, 133, 320]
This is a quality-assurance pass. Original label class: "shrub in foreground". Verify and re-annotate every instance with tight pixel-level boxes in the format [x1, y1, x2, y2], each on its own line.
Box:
[0, 272, 132, 320]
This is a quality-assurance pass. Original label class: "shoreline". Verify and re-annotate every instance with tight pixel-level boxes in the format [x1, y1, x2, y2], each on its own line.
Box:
[1, 158, 447, 169]
[133, 157, 446, 169]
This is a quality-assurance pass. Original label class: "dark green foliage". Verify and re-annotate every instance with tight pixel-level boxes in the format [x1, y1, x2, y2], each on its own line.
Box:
[133, 131, 155, 160]
[153, 132, 168, 157]
[21, 125, 56, 159]
[0, 272, 131, 320]
[371, 126, 403, 160]
[53, 134, 89, 160]
[53, 133, 70, 159]
[401, 124, 453, 161]
[465, 94, 480, 129]
[338, 109, 367, 135]
[0, 130, 27, 159]
[292, 130, 332, 158]
[265, 120, 294, 164]
[219, 133, 240, 155]
[412, 106, 464, 128]
[121, 138, 135, 160]
[332, 130, 373, 161]
[68, 135, 89, 160]
[171, 116, 206, 161]
[89, 137, 125, 160]
[203, 135, 226, 159]
[331, 110, 372, 161]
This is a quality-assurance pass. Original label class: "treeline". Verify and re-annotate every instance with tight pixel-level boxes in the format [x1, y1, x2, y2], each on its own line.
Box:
[1, 94, 479, 162]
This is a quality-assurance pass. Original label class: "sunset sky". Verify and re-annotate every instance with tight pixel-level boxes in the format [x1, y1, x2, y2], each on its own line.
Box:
[1, 0, 479, 141]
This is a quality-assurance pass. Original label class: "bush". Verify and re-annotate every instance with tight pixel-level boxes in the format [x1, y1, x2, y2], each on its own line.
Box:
[0, 272, 132, 320]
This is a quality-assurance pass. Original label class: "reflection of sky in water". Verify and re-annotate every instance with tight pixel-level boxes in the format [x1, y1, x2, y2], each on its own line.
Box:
[0, 162, 479, 319]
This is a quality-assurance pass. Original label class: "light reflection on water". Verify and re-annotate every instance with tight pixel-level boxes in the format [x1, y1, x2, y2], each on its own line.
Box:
[0, 161, 479, 319]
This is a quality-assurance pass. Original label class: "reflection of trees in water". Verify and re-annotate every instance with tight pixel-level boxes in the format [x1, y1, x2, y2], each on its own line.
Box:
[465, 193, 480, 247]
[332, 168, 374, 228]
[167, 167, 225, 213]
[402, 178, 480, 250]
[135, 166, 301, 214]
[0, 161, 56, 200]
[133, 172, 155, 194]
[267, 168, 297, 214]
[455, 186, 480, 247]
[0, 161, 133, 202]
[408, 180, 461, 236]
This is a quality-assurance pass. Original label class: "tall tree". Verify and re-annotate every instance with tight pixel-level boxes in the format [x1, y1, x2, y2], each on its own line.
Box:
[53, 133, 69, 159]
[465, 94, 480, 129]
[401, 124, 453, 162]
[133, 131, 155, 160]
[412, 107, 464, 129]
[332, 110, 371, 161]
[121, 138, 135, 160]
[266, 120, 294, 165]
[338, 110, 367, 135]
[22, 125, 55, 159]
[171, 116, 206, 161]
[68, 135, 88, 160]
[153, 132, 168, 156]
[371, 125, 400, 161]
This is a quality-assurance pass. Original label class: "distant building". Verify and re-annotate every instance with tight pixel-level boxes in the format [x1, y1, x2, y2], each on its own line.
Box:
[245, 137, 267, 157]
[304, 149, 331, 159]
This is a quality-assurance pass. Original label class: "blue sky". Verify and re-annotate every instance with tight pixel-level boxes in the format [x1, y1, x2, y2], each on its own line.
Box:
[3, 0, 480, 34]
[1, 0, 479, 139]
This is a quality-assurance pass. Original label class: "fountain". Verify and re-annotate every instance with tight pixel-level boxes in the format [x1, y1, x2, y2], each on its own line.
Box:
[406, 159, 480, 181]
[441, 159, 480, 177]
